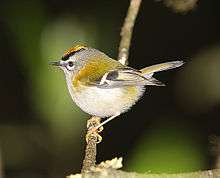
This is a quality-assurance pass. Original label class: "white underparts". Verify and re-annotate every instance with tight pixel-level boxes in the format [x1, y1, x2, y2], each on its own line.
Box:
[66, 78, 145, 118]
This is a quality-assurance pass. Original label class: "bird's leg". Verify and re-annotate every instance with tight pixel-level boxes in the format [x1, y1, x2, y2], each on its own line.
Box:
[87, 117, 103, 133]
[94, 113, 120, 131]
[86, 113, 120, 143]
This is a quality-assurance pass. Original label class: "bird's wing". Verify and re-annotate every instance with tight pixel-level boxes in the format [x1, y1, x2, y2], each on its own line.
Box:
[91, 67, 164, 88]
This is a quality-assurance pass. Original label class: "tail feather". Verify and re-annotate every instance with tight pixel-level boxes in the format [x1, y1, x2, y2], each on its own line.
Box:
[140, 60, 184, 78]
[146, 77, 166, 86]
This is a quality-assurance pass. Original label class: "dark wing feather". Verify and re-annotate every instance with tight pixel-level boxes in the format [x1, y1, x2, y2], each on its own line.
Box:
[91, 67, 164, 88]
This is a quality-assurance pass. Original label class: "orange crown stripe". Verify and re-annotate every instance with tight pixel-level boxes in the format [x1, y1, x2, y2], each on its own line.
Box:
[63, 45, 87, 57]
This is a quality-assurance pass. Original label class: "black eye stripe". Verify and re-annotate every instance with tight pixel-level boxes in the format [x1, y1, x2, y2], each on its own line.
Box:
[61, 48, 86, 61]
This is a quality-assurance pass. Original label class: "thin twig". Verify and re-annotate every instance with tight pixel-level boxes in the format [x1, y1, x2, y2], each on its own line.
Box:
[118, 0, 142, 65]
[81, 0, 142, 173]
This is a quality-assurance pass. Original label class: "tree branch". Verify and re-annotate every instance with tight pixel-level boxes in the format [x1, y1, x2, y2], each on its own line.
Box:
[156, 0, 198, 13]
[81, 0, 142, 173]
[81, 117, 101, 173]
[118, 0, 142, 65]
[78, 157, 220, 178]
[71, 168, 220, 178]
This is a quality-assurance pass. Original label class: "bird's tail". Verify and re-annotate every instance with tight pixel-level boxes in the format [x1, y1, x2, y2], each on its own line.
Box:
[140, 61, 184, 86]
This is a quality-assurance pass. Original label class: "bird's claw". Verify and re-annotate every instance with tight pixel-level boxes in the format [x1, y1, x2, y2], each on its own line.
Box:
[86, 117, 103, 144]
[86, 131, 102, 144]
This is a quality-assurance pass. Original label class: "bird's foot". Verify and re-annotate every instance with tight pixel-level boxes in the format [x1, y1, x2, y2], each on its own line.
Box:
[86, 116, 103, 144]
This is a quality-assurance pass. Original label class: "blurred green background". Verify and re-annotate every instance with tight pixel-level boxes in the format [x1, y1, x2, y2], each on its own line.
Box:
[0, 0, 220, 178]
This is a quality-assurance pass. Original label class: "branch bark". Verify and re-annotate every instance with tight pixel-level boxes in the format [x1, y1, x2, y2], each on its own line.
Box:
[81, 0, 142, 173]
[81, 117, 101, 173]
[70, 169, 220, 178]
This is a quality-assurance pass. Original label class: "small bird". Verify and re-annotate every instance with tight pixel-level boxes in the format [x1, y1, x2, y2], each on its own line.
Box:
[50, 45, 183, 131]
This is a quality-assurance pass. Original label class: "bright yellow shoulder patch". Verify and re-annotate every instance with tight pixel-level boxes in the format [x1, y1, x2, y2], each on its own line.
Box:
[72, 57, 122, 88]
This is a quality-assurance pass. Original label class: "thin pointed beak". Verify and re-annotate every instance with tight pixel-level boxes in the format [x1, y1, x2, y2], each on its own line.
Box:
[49, 61, 61, 66]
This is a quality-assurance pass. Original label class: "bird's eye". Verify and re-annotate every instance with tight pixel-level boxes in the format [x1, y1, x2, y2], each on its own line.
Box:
[68, 61, 74, 67]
